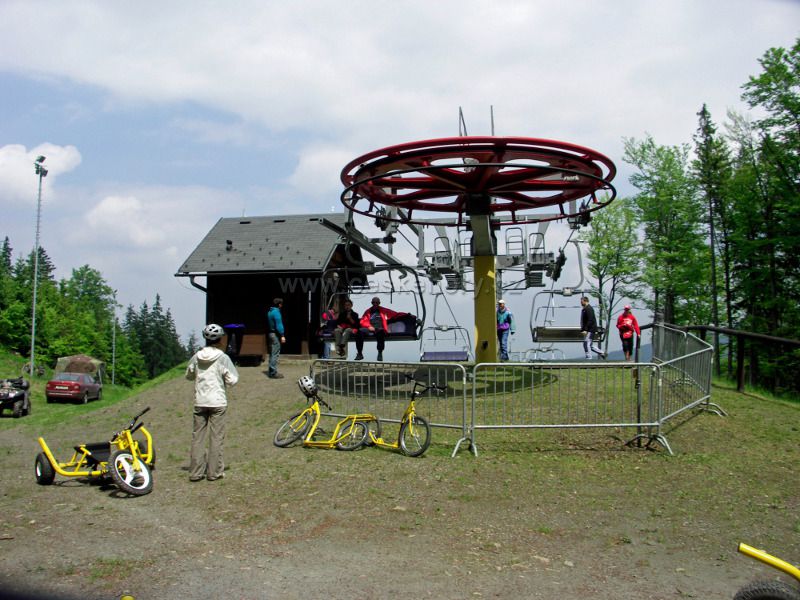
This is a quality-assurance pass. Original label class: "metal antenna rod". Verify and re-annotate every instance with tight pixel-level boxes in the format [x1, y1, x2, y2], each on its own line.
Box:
[458, 107, 468, 136]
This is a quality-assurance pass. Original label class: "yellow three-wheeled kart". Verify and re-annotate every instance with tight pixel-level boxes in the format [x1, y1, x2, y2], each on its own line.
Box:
[34, 407, 155, 496]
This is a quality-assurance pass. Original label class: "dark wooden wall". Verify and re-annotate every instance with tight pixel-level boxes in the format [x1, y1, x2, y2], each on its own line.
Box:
[205, 272, 324, 356]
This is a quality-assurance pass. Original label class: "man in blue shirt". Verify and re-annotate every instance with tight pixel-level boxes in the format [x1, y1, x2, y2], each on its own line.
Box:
[267, 298, 286, 378]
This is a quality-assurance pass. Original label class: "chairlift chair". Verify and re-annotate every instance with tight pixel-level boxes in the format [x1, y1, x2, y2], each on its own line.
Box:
[418, 288, 472, 362]
[529, 290, 606, 345]
[318, 265, 426, 345]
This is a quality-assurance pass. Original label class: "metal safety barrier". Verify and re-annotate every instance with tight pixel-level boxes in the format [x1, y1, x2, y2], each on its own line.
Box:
[308, 325, 720, 456]
[469, 360, 659, 455]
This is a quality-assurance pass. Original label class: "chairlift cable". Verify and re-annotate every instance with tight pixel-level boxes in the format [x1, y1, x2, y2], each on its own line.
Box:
[397, 228, 418, 252]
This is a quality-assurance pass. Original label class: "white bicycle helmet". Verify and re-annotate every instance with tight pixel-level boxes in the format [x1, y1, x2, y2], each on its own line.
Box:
[298, 375, 318, 398]
[202, 323, 225, 341]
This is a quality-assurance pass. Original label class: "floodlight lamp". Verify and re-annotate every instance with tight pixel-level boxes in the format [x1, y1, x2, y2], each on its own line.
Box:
[35, 156, 46, 164]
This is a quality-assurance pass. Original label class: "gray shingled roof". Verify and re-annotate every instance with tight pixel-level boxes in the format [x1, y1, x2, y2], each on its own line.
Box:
[176, 212, 350, 274]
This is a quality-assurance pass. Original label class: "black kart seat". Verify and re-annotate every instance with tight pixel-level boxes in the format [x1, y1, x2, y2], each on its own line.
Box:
[77, 442, 111, 466]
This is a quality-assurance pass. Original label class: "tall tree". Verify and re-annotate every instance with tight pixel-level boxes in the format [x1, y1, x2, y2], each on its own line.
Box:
[729, 38, 800, 394]
[622, 135, 709, 324]
[580, 197, 641, 352]
[0, 237, 13, 312]
[60, 265, 117, 326]
[693, 104, 733, 375]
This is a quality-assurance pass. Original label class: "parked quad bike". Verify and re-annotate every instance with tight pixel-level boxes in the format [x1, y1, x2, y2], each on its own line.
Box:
[35, 407, 155, 496]
[734, 543, 800, 600]
[0, 377, 31, 418]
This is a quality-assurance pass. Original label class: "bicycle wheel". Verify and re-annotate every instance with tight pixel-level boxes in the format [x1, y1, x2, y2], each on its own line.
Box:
[335, 421, 368, 451]
[273, 410, 313, 447]
[108, 449, 153, 496]
[399, 414, 431, 457]
[365, 417, 382, 446]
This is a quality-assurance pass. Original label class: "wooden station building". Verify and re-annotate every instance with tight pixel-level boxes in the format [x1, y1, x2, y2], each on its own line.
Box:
[176, 212, 367, 362]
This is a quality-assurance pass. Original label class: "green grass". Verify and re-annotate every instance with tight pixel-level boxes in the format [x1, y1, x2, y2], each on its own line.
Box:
[0, 347, 187, 430]
[712, 374, 799, 405]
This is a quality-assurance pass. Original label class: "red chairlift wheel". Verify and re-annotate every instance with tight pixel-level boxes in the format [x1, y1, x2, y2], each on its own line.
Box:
[340, 136, 616, 226]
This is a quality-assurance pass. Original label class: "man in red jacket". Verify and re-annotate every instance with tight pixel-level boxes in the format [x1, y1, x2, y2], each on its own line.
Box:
[355, 296, 406, 362]
[616, 305, 641, 361]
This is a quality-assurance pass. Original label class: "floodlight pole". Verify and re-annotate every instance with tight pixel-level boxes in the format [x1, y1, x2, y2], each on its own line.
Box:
[29, 156, 48, 379]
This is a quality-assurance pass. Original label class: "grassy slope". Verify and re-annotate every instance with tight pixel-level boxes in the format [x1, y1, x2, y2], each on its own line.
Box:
[0, 351, 798, 599]
[0, 347, 186, 427]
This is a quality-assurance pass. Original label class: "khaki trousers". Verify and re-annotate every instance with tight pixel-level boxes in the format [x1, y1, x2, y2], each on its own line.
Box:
[190, 406, 227, 480]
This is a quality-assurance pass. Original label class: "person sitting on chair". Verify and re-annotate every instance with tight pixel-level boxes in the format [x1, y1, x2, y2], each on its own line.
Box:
[334, 298, 360, 357]
[317, 304, 337, 359]
[355, 296, 407, 362]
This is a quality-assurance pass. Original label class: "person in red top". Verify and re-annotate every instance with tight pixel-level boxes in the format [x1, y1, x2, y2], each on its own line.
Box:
[355, 296, 407, 362]
[616, 305, 641, 361]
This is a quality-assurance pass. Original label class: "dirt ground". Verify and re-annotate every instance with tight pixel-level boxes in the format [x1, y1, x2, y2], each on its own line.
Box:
[0, 359, 797, 600]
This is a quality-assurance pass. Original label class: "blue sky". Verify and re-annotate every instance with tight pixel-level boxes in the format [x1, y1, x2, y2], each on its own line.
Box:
[1, 1, 798, 356]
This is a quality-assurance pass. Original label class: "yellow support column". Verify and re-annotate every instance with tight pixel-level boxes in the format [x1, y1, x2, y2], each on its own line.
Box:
[474, 254, 497, 363]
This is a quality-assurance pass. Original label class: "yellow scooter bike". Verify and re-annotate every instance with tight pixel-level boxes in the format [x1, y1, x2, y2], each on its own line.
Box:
[273, 376, 373, 450]
[735, 543, 800, 600]
[365, 373, 445, 457]
[35, 407, 155, 496]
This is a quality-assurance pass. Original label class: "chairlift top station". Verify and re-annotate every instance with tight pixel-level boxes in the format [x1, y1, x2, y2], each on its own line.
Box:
[177, 132, 616, 364]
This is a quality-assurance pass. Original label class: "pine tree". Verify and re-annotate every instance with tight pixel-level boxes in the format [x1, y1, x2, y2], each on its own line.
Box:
[693, 104, 733, 375]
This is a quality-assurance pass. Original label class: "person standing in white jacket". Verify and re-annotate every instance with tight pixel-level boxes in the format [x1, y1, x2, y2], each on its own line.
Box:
[186, 323, 239, 481]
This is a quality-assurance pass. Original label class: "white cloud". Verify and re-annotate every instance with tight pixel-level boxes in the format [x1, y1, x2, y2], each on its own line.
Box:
[288, 145, 355, 199]
[2, 1, 796, 152]
[0, 143, 81, 205]
[86, 195, 166, 247]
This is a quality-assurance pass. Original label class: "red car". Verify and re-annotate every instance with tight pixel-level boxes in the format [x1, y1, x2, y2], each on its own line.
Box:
[45, 372, 103, 404]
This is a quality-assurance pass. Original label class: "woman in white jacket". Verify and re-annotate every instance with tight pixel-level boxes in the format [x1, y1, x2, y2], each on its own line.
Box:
[186, 324, 239, 481]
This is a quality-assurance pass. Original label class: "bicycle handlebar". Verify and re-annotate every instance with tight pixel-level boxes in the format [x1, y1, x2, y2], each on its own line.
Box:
[410, 379, 446, 396]
[119, 406, 152, 436]
[310, 395, 331, 411]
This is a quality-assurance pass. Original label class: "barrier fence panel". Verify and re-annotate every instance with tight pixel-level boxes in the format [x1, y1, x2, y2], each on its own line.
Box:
[653, 324, 688, 362]
[310, 359, 470, 454]
[656, 342, 722, 426]
[469, 361, 660, 455]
